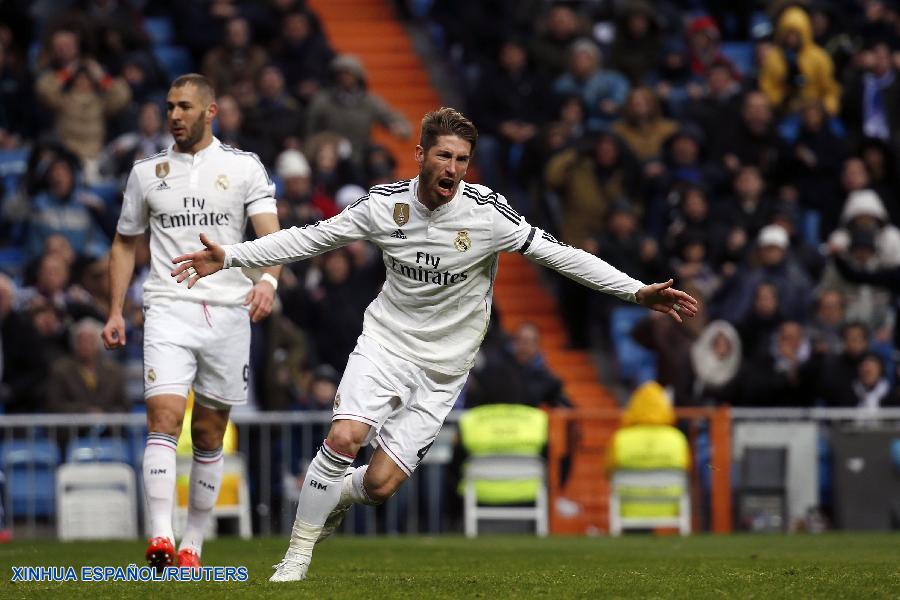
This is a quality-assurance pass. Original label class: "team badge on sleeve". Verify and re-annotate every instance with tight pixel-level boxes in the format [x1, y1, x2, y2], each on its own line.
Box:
[216, 174, 229, 191]
[393, 203, 410, 226]
[155, 162, 169, 178]
[454, 230, 471, 252]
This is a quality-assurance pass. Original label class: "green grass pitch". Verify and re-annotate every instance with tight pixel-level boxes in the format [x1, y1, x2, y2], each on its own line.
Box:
[1, 534, 899, 598]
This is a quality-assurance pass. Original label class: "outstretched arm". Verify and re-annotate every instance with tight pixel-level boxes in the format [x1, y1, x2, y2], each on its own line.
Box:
[522, 229, 698, 323]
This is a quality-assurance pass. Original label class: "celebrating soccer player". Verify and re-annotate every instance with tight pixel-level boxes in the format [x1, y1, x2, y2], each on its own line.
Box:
[171, 107, 698, 581]
[102, 74, 282, 571]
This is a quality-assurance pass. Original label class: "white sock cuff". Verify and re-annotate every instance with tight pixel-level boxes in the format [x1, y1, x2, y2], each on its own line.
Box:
[146, 433, 177, 451]
[192, 445, 224, 463]
[319, 441, 354, 475]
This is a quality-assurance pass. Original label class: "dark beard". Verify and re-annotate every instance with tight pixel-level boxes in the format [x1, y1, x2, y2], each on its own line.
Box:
[174, 116, 206, 151]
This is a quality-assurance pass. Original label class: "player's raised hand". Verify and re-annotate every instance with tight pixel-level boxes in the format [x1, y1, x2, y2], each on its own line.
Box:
[171, 233, 225, 288]
[244, 279, 276, 322]
[102, 313, 127, 349]
[635, 279, 699, 324]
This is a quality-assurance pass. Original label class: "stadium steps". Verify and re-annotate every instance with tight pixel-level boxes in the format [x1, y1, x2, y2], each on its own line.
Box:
[308, 0, 439, 179]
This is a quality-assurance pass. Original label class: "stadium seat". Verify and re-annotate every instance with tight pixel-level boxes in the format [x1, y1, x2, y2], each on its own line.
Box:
[144, 16, 175, 46]
[0, 439, 60, 518]
[608, 469, 691, 535]
[56, 462, 138, 540]
[459, 404, 548, 537]
[66, 437, 131, 463]
[720, 41, 756, 77]
[153, 46, 194, 80]
[609, 306, 657, 385]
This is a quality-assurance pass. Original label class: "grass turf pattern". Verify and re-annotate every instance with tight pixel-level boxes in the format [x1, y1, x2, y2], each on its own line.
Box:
[1, 534, 899, 598]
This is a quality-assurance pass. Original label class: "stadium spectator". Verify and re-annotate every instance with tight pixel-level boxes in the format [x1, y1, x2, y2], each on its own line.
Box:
[682, 61, 742, 155]
[0, 33, 36, 142]
[847, 351, 897, 409]
[786, 100, 848, 211]
[717, 91, 786, 180]
[466, 322, 570, 409]
[44, 317, 126, 413]
[717, 224, 813, 323]
[24, 156, 109, 261]
[552, 39, 629, 131]
[827, 189, 900, 268]
[275, 149, 320, 228]
[298, 364, 340, 412]
[214, 94, 264, 158]
[608, 1, 662, 85]
[589, 201, 665, 285]
[101, 101, 173, 181]
[808, 289, 847, 355]
[612, 87, 677, 164]
[734, 280, 785, 363]
[529, 4, 586, 78]
[712, 165, 773, 267]
[35, 55, 132, 182]
[306, 54, 411, 169]
[743, 320, 818, 407]
[201, 16, 269, 96]
[269, 10, 334, 103]
[842, 41, 900, 147]
[18, 252, 73, 315]
[685, 15, 740, 79]
[759, 6, 841, 116]
[683, 319, 745, 405]
[818, 322, 872, 407]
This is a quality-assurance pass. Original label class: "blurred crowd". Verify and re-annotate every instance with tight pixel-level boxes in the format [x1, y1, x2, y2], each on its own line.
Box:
[435, 0, 900, 410]
[1, 0, 900, 418]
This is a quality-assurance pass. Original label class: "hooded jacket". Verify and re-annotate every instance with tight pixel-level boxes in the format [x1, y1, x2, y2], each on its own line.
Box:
[759, 7, 841, 115]
[827, 189, 900, 267]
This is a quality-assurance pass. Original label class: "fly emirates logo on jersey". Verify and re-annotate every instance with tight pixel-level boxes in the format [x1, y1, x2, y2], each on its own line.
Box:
[388, 251, 469, 286]
[159, 196, 230, 229]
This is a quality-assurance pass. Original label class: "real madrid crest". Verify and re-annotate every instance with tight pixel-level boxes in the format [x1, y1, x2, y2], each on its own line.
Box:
[215, 174, 229, 191]
[454, 230, 471, 252]
[155, 161, 169, 178]
[147, 368, 157, 383]
[393, 203, 410, 227]
[334, 393, 341, 409]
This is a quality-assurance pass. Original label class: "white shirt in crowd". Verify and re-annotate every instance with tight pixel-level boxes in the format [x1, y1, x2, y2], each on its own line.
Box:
[117, 137, 276, 306]
[223, 177, 644, 375]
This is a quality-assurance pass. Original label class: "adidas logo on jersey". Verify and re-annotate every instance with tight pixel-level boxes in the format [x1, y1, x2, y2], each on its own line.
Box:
[155, 180, 170, 190]
[390, 229, 407, 239]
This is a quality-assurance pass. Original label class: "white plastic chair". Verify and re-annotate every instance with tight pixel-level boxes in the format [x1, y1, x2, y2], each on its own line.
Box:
[463, 455, 548, 538]
[608, 469, 691, 536]
[56, 462, 138, 540]
[172, 454, 252, 539]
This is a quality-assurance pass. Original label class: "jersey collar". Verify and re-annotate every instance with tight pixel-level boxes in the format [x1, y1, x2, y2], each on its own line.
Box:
[168, 136, 221, 163]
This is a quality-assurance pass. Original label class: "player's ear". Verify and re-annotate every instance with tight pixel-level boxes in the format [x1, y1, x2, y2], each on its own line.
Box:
[205, 101, 219, 123]
[414, 144, 424, 166]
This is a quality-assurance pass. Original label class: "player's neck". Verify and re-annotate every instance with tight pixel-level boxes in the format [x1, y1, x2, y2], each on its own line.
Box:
[174, 133, 214, 155]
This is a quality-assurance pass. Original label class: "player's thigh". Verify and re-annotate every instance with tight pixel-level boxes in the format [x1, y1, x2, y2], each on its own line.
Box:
[376, 368, 467, 476]
[143, 303, 198, 401]
[332, 336, 408, 436]
[194, 304, 251, 405]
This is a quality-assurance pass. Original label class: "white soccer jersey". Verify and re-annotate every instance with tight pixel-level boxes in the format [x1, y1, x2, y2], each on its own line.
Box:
[222, 177, 645, 375]
[117, 137, 276, 306]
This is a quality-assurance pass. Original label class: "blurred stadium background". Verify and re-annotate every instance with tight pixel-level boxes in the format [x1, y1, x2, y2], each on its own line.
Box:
[1, 0, 900, 569]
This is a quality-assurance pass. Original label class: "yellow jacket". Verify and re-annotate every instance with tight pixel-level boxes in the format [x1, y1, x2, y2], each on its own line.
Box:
[607, 382, 689, 471]
[759, 7, 841, 114]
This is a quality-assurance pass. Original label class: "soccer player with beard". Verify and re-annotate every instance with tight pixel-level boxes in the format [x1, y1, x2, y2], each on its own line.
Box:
[170, 107, 699, 581]
[101, 74, 282, 570]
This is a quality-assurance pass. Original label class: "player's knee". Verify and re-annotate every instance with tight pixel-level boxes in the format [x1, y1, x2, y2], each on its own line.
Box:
[365, 477, 401, 504]
[191, 421, 225, 451]
[327, 424, 365, 457]
[147, 409, 182, 437]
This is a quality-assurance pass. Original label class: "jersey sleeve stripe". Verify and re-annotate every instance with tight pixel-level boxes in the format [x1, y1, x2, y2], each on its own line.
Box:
[518, 226, 537, 253]
[133, 150, 167, 165]
[462, 189, 520, 224]
[461, 187, 522, 222]
[221, 145, 273, 184]
[348, 195, 369, 210]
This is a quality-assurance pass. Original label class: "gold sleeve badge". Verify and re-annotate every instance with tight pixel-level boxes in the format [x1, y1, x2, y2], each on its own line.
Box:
[393, 203, 410, 226]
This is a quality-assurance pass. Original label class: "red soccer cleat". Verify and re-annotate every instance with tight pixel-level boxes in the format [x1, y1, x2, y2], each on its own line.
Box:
[177, 548, 202, 569]
[145, 536, 175, 573]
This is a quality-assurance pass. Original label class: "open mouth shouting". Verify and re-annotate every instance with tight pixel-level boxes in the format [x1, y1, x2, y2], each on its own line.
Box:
[436, 177, 456, 197]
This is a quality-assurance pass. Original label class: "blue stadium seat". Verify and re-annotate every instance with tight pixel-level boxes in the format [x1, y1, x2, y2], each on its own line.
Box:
[153, 46, 194, 80]
[0, 246, 25, 277]
[144, 16, 175, 46]
[89, 182, 122, 210]
[0, 148, 29, 193]
[66, 437, 130, 463]
[609, 306, 657, 385]
[0, 439, 60, 518]
[720, 41, 756, 77]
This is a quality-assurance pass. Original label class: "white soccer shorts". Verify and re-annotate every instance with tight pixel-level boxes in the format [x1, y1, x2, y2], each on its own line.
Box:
[333, 334, 468, 476]
[142, 299, 251, 405]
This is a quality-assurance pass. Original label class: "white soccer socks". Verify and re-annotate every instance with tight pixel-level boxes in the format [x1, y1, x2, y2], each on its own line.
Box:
[143, 433, 178, 543]
[277, 441, 354, 579]
[179, 445, 224, 556]
[346, 465, 380, 506]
